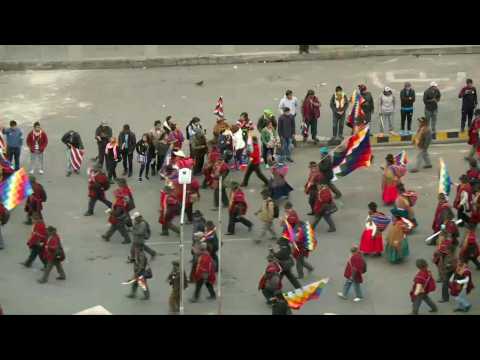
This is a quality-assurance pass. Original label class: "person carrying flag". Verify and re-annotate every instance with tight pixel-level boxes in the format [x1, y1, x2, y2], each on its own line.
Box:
[61, 130, 84, 177]
[24, 175, 47, 225]
[126, 245, 151, 300]
[258, 255, 283, 305]
[454, 174, 472, 227]
[359, 84, 374, 125]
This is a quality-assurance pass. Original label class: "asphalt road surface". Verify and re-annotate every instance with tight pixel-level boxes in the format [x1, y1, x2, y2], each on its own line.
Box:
[0, 55, 479, 315]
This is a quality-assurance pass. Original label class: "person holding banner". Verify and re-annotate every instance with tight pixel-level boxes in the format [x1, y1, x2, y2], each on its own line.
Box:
[61, 130, 84, 177]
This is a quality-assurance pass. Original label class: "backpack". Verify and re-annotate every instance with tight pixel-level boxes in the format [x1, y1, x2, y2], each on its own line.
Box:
[143, 221, 151, 240]
[270, 200, 279, 219]
[38, 185, 47, 203]
[0, 209, 10, 225]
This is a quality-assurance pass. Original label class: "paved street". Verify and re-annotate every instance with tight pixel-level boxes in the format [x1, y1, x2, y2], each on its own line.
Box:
[0, 54, 479, 314]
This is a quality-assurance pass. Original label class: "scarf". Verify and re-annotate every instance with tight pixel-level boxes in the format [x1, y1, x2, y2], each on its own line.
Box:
[335, 92, 345, 109]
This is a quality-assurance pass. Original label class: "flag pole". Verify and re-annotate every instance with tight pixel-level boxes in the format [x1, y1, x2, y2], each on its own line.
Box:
[217, 175, 223, 315]
[179, 182, 187, 315]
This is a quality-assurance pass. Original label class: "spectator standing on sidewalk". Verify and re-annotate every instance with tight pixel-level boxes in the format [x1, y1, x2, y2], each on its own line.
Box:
[2, 120, 23, 171]
[26, 121, 48, 175]
[301, 90, 321, 144]
[330, 86, 349, 141]
[95, 121, 112, 170]
[458, 78, 478, 133]
[400, 82, 416, 135]
[379, 87, 396, 135]
[277, 107, 296, 163]
[278, 90, 299, 134]
[118, 124, 136, 178]
[359, 84, 374, 124]
[423, 82, 441, 133]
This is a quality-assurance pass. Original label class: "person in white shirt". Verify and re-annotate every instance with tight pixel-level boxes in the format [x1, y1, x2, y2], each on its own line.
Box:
[231, 125, 246, 170]
[278, 90, 299, 145]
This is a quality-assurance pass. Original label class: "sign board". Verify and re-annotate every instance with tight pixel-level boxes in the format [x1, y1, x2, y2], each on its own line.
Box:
[178, 168, 192, 185]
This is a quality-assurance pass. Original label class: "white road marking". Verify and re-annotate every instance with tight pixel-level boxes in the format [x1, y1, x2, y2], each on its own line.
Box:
[381, 58, 398, 64]
[457, 72, 467, 82]
[385, 70, 449, 83]
[74, 305, 112, 315]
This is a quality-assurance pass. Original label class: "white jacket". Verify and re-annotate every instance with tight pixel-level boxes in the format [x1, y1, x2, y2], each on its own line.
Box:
[278, 96, 299, 116]
[232, 130, 245, 151]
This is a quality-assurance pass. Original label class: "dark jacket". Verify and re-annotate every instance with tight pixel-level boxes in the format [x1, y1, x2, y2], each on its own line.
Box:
[423, 86, 441, 111]
[272, 299, 292, 315]
[329, 94, 349, 118]
[155, 142, 170, 157]
[400, 88, 416, 111]
[61, 131, 84, 149]
[361, 91, 374, 114]
[133, 250, 148, 277]
[257, 116, 277, 132]
[191, 135, 208, 157]
[277, 114, 295, 138]
[319, 156, 334, 181]
[95, 125, 112, 143]
[136, 140, 155, 159]
[459, 86, 478, 111]
[118, 130, 137, 154]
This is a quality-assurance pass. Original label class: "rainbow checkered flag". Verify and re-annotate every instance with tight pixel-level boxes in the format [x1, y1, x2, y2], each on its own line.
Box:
[213, 96, 224, 117]
[282, 278, 329, 310]
[0, 168, 33, 210]
[438, 158, 452, 196]
[394, 150, 408, 166]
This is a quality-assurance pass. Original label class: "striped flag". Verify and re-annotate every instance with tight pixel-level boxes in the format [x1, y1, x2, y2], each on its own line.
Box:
[394, 150, 408, 166]
[438, 158, 452, 196]
[282, 279, 329, 310]
[347, 89, 366, 128]
[333, 125, 372, 177]
[70, 146, 85, 171]
[370, 213, 392, 232]
[213, 96, 224, 117]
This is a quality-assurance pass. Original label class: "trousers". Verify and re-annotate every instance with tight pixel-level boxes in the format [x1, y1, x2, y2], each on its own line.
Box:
[305, 117, 318, 140]
[122, 150, 134, 175]
[295, 255, 314, 278]
[425, 109, 438, 132]
[213, 186, 229, 208]
[342, 279, 363, 298]
[40, 260, 66, 282]
[25, 244, 46, 267]
[312, 212, 336, 231]
[193, 279, 216, 299]
[258, 221, 276, 240]
[242, 163, 269, 187]
[104, 223, 131, 243]
[400, 111, 413, 131]
[380, 112, 394, 132]
[30, 152, 44, 172]
[227, 210, 252, 234]
[413, 148, 432, 170]
[332, 114, 345, 138]
[97, 142, 108, 169]
[7, 146, 21, 171]
[461, 108, 474, 132]
[280, 267, 302, 289]
[88, 197, 112, 214]
[411, 293, 438, 315]
[162, 222, 180, 235]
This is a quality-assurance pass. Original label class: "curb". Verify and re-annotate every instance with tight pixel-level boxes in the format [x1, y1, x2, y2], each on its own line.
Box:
[0, 46, 479, 72]
[295, 129, 468, 149]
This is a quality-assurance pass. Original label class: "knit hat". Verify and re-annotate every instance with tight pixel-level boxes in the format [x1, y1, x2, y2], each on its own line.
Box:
[263, 109, 274, 118]
[320, 147, 329, 154]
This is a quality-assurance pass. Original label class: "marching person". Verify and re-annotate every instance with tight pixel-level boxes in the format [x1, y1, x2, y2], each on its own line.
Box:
[136, 133, 155, 181]
[190, 242, 217, 302]
[319, 147, 342, 198]
[292, 225, 314, 279]
[423, 82, 441, 133]
[26, 121, 48, 175]
[167, 260, 188, 314]
[203, 221, 219, 271]
[0, 201, 7, 250]
[466, 109, 480, 161]
[61, 129, 84, 177]
[240, 136, 269, 188]
[258, 255, 283, 305]
[191, 128, 208, 176]
[382, 154, 405, 205]
[129, 212, 156, 261]
[269, 159, 293, 201]
[311, 180, 337, 233]
[458, 78, 478, 133]
[118, 124, 136, 177]
[379, 86, 396, 135]
[400, 82, 416, 135]
[385, 209, 412, 264]
[305, 162, 322, 215]
[126, 245, 151, 300]
[393, 183, 418, 228]
[337, 246, 367, 302]
[269, 237, 302, 290]
[410, 117, 432, 173]
[208, 156, 229, 210]
[449, 260, 475, 312]
[431, 193, 457, 245]
[434, 243, 457, 304]
[459, 225, 480, 270]
[21, 213, 47, 268]
[159, 185, 180, 236]
[410, 259, 438, 315]
[330, 86, 349, 140]
[226, 182, 253, 235]
[95, 120, 112, 170]
[24, 175, 47, 225]
[101, 196, 132, 244]
[271, 291, 292, 315]
[84, 163, 112, 216]
[358, 202, 387, 257]
[254, 189, 277, 243]
[37, 226, 66, 284]
[454, 174, 472, 227]
[1, 120, 23, 171]
[277, 107, 295, 163]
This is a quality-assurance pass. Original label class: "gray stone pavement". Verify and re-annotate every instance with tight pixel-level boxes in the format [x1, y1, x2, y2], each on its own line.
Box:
[0, 55, 479, 315]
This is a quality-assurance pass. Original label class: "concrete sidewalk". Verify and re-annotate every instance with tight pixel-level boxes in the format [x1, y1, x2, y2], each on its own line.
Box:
[0, 45, 478, 71]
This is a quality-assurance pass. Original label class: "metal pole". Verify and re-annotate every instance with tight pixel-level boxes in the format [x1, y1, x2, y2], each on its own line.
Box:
[217, 176, 223, 314]
[179, 182, 187, 315]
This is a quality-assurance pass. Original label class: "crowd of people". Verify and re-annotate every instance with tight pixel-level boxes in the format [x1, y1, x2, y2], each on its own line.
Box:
[0, 78, 479, 316]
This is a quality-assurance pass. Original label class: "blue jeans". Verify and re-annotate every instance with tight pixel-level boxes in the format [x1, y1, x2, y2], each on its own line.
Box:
[281, 137, 292, 159]
[454, 289, 471, 310]
[342, 279, 363, 299]
[425, 109, 438, 132]
[7, 146, 20, 171]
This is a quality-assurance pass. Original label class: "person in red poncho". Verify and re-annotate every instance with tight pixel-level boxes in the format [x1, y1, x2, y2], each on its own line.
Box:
[24, 175, 47, 225]
[449, 260, 475, 312]
[22, 213, 47, 268]
[84, 163, 112, 216]
[337, 246, 366, 302]
[305, 162, 323, 215]
[311, 181, 337, 233]
[258, 254, 283, 305]
[240, 136, 269, 188]
[430, 193, 457, 246]
[101, 196, 132, 244]
[292, 224, 314, 279]
[301, 89, 321, 144]
[226, 182, 252, 235]
[26, 121, 48, 175]
[454, 175, 472, 227]
[189, 242, 216, 302]
[459, 225, 480, 270]
[38, 226, 66, 284]
[159, 185, 180, 236]
[466, 109, 480, 161]
[410, 258, 438, 315]
[207, 156, 229, 209]
[183, 177, 200, 223]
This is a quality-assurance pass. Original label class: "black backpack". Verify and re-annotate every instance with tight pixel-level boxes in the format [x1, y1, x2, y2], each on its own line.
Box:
[1, 209, 10, 225]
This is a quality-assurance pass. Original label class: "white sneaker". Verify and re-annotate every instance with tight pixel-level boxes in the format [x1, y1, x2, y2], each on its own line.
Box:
[337, 292, 347, 300]
[353, 297, 363, 303]
[39, 170, 44, 175]
[29, 170, 34, 175]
